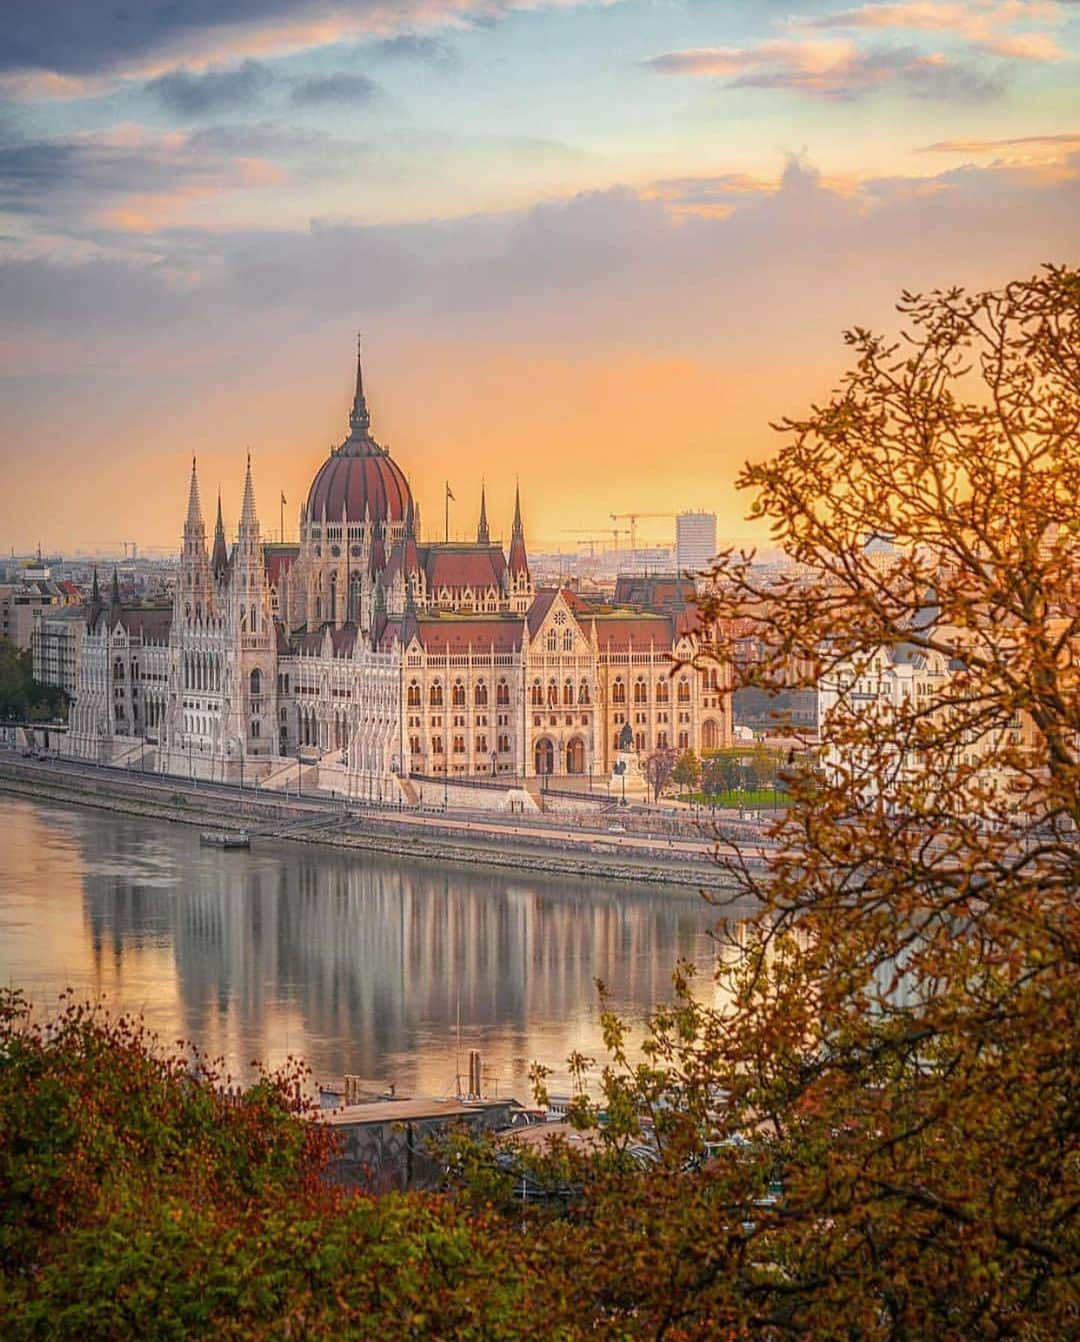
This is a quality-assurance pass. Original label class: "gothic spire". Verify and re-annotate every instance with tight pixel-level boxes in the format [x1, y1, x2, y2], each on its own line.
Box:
[509, 482, 529, 578]
[185, 455, 204, 534]
[477, 482, 490, 545]
[349, 331, 370, 436]
[110, 566, 121, 610]
[239, 452, 259, 534]
[211, 489, 229, 577]
[90, 567, 100, 605]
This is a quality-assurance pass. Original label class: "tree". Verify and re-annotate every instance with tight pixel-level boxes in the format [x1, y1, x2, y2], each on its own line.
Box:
[644, 745, 677, 802]
[535, 268, 1079, 1337]
[671, 748, 701, 793]
[0, 637, 67, 722]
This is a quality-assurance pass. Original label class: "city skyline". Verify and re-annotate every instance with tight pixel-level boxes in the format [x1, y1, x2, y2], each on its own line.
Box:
[2, 0, 1078, 551]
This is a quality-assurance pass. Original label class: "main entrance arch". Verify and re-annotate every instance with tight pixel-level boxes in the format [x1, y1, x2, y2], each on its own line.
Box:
[566, 737, 585, 774]
[534, 737, 555, 776]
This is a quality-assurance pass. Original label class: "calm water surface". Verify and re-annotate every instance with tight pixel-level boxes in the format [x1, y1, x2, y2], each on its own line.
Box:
[0, 796, 738, 1099]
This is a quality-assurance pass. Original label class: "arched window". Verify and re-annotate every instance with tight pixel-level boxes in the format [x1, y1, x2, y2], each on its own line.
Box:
[430, 682, 443, 707]
[534, 737, 555, 775]
[677, 677, 691, 704]
[578, 680, 590, 705]
[546, 629, 557, 652]
[702, 719, 719, 750]
[407, 682, 421, 708]
[547, 679, 558, 707]
[452, 681, 466, 708]
[612, 677, 626, 705]
[250, 668, 261, 697]
[633, 677, 648, 704]
[563, 680, 574, 706]
[497, 680, 510, 706]
[563, 628, 574, 652]
[531, 680, 543, 707]
[566, 738, 585, 774]
[656, 680, 669, 704]
[474, 682, 488, 707]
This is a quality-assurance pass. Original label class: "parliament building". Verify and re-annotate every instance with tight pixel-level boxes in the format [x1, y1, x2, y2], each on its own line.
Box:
[64, 345, 732, 799]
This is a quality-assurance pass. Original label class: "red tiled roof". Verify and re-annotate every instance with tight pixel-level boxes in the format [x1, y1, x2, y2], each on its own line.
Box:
[264, 546, 299, 587]
[421, 544, 508, 593]
[592, 614, 675, 651]
[414, 616, 524, 654]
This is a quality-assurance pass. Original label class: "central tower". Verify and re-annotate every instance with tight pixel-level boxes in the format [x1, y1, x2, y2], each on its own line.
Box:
[296, 339, 415, 631]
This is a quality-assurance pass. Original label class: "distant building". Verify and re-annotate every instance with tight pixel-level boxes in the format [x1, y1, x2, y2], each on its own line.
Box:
[676, 512, 717, 576]
[1, 578, 74, 650]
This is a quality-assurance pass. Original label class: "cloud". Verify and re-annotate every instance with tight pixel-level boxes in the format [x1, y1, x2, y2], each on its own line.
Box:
[646, 39, 1004, 100]
[917, 131, 1080, 152]
[0, 1, 586, 82]
[145, 61, 273, 116]
[798, 2, 1066, 40]
[291, 71, 379, 105]
[374, 33, 457, 68]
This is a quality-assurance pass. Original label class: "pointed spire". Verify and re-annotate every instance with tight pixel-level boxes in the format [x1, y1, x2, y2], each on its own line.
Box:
[90, 567, 100, 605]
[477, 482, 490, 545]
[239, 452, 259, 535]
[349, 331, 370, 437]
[185, 455, 204, 534]
[110, 566, 121, 610]
[509, 481, 529, 578]
[211, 489, 229, 577]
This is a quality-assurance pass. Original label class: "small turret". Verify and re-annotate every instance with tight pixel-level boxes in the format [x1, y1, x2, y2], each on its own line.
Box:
[349, 331, 370, 437]
[477, 483, 490, 545]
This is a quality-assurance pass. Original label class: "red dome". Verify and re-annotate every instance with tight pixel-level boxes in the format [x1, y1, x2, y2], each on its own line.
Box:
[306, 443, 412, 526]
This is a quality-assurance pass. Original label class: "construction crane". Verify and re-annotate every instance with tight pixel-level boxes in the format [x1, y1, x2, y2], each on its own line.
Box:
[103, 542, 139, 559]
[609, 513, 675, 554]
[561, 527, 629, 555]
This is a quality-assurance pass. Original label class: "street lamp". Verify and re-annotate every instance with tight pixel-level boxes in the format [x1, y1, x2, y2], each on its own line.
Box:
[490, 749, 497, 779]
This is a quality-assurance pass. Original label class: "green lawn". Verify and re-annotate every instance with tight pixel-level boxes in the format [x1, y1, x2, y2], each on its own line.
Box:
[678, 788, 791, 808]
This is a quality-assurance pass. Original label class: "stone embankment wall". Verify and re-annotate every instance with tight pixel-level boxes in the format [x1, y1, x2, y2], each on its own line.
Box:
[0, 757, 732, 890]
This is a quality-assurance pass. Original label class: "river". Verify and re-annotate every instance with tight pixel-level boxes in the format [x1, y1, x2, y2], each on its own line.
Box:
[0, 795, 742, 1100]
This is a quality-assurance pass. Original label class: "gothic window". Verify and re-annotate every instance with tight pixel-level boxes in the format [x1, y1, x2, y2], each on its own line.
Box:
[251, 720, 260, 738]
[453, 735, 465, 754]
[474, 682, 488, 707]
[702, 719, 719, 750]
[546, 629, 557, 652]
[407, 682, 421, 708]
[432, 736, 444, 755]
[476, 735, 488, 754]
[656, 680, 669, 704]
[531, 680, 543, 707]
[547, 679, 558, 707]
[498, 734, 510, 753]
[578, 680, 590, 705]
[563, 680, 574, 706]
[250, 604, 257, 631]
[563, 628, 573, 651]
[634, 678, 648, 704]
[635, 731, 645, 752]
[678, 730, 689, 750]
[496, 680, 510, 706]
[430, 682, 443, 707]
[409, 735, 421, 754]
[612, 677, 626, 705]
[452, 681, 466, 708]
[657, 730, 669, 749]
[250, 668, 261, 697]
[280, 707, 287, 723]
[677, 677, 691, 704]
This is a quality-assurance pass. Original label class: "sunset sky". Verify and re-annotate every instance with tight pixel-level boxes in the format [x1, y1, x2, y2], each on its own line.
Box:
[1, 0, 1077, 555]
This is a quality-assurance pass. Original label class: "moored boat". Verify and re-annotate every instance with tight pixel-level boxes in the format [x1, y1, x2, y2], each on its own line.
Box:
[200, 830, 251, 849]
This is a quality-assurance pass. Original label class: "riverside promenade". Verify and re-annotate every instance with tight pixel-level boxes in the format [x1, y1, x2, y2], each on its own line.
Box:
[0, 751, 771, 890]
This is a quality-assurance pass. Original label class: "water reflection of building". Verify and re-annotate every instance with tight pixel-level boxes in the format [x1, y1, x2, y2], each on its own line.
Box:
[78, 820, 714, 1092]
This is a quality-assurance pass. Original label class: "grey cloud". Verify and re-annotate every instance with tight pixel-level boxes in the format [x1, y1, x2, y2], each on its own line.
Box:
[374, 33, 457, 68]
[145, 61, 274, 116]
[291, 72, 379, 105]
